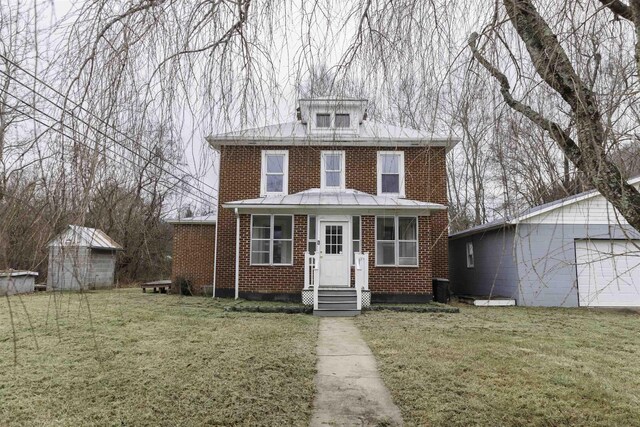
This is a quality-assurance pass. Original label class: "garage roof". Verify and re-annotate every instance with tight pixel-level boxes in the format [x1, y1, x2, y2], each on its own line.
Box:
[450, 175, 640, 239]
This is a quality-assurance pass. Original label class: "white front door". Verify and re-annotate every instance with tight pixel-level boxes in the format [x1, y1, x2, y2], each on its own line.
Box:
[319, 219, 350, 287]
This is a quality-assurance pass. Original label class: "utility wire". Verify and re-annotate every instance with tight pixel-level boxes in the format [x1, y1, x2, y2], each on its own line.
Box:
[0, 59, 218, 202]
[0, 87, 215, 206]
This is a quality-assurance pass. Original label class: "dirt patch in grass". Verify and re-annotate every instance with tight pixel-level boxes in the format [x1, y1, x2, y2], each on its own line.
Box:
[0, 289, 318, 426]
[356, 305, 640, 426]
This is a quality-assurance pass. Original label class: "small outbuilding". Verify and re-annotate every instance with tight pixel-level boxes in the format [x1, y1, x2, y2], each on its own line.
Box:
[47, 225, 123, 291]
[450, 177, 640, 307]
[167, 214, 217, 295]
[0, 270, 38, 296]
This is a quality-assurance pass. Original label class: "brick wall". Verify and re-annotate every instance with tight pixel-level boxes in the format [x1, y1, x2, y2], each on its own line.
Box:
[216, 145, 449, 299]
[171, 224, 216, 294]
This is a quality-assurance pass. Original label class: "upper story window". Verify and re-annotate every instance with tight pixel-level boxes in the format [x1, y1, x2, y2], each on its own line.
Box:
[335, 113, 350, 128]
[377, 151, 405, 197]
[261, 150, 288, 196]
[321, 151, 345, 189]
[316, 113, 331, 128]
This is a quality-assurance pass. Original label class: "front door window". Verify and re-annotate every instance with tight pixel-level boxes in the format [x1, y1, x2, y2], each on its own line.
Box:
[325, 225, 343, 254]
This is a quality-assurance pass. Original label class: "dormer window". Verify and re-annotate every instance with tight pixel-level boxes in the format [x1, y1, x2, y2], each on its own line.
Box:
[316, 113, 331, 128]
[321, 151, 345, 189]
[335, 113, 350, 128]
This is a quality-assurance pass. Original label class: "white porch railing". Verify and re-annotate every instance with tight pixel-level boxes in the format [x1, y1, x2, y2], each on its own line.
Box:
[304, 251, 321, 310]
[354, 252, 369, 311]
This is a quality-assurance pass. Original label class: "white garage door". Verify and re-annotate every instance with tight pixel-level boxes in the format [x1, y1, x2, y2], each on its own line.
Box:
[575, 239, 640, 307]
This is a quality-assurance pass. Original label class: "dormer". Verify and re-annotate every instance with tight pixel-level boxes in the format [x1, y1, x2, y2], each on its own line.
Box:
[297, 98, 367, 135]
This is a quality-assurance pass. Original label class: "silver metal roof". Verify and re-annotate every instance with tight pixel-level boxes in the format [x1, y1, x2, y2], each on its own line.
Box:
[223, 189, 446, 214]
[207, 121, 458, 150]
[48, 225, 123, 250]
[166, 214, 217, 225]
[0, 270, 38, 277]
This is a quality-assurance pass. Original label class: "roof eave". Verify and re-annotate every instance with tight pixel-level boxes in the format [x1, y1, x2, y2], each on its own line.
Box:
[222, 202, 447, 214]
[207, 135, 459, 151]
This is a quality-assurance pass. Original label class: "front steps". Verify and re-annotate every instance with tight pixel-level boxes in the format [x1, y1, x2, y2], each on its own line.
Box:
[313, 287, 360, 317]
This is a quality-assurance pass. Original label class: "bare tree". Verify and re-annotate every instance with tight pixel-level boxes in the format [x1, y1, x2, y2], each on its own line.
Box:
[468, 0, 640, 231]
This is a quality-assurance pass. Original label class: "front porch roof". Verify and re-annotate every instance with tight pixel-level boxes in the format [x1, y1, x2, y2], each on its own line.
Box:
[222, 189, 447, 215]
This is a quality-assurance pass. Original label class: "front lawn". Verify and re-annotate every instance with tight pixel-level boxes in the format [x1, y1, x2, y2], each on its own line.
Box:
[0, 289, 318, 426]
[356, 305, 640, 426]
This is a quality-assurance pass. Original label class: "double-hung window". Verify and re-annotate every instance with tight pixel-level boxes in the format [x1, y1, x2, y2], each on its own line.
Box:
[321, 150, 345, 189]
[261, 150, 288, 195]
[375, 216, 418, 266]
[377, 151, 405, 196]
[251, 215, 293, 265]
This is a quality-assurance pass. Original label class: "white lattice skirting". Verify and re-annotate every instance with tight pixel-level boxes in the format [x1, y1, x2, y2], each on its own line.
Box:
[302, 289, 314, 306]
[301, 289, 371, 307]
[361, 290, 371, 308]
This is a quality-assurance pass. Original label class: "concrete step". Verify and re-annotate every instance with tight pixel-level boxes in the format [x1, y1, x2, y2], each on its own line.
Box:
[318, 295, 358, 304]
[313, 309, 360, 317]
[317, 301, 358, 311]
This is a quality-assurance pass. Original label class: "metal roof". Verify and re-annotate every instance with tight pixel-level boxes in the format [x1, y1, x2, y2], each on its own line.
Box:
[450, 175, 640, 239]
[0, 270, 38, 277]
[207, 121, 458, 151]
[166, 214, 217, 225]
[48, 225, 123, 250]
[223, 188, 446, 214]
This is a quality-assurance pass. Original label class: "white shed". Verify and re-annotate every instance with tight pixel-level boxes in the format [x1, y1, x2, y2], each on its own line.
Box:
[0, 270, 38, 296]
[47, 225, 123, 291]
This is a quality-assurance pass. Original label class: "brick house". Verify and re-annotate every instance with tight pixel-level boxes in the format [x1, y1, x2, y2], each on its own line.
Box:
[168, 215, 217, 292]
[187, 98, 456, 315]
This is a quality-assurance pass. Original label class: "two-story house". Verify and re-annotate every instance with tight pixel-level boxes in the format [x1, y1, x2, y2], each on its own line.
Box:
[200, 98, 457, 315]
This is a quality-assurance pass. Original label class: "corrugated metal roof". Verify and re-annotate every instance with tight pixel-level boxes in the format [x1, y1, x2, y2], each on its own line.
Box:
[0, 270, 38, 277]
[223, 189, 446, 213]
[48, 225, 123, 250]
[166, 214, 217, 225]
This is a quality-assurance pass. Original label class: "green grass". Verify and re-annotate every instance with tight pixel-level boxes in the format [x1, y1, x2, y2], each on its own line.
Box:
[356, 305, 640, 427]
[0, 289, 318, 426]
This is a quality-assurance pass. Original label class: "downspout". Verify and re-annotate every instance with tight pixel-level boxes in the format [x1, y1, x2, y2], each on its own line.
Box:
[234, 208, 240, 300]
[211, 215, 219, 298]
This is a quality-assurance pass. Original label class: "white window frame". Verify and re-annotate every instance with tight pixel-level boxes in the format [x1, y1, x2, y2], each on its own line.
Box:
[377, 151, 405, 197]
[466, 241, 474, 268]
[260, 150, 289, 196]
[250, 214, 294, 266]
[375, 215, 418, 267]
[321, 150, 346, 190]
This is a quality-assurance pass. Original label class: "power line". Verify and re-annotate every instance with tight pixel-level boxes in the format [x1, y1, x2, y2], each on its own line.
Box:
[0, 59, 218, 202]
[0, 53, 219, 196]
[0, 87, 215, 207]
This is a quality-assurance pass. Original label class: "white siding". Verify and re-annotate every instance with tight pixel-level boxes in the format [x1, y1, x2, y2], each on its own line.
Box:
[521, 182, 640, 225]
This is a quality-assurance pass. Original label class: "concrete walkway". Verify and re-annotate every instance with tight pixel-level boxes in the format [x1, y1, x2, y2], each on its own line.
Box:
[310, 317, 404, 427]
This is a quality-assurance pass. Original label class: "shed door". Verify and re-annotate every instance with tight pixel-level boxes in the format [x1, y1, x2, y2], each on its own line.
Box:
[575, 240, 640, 307]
